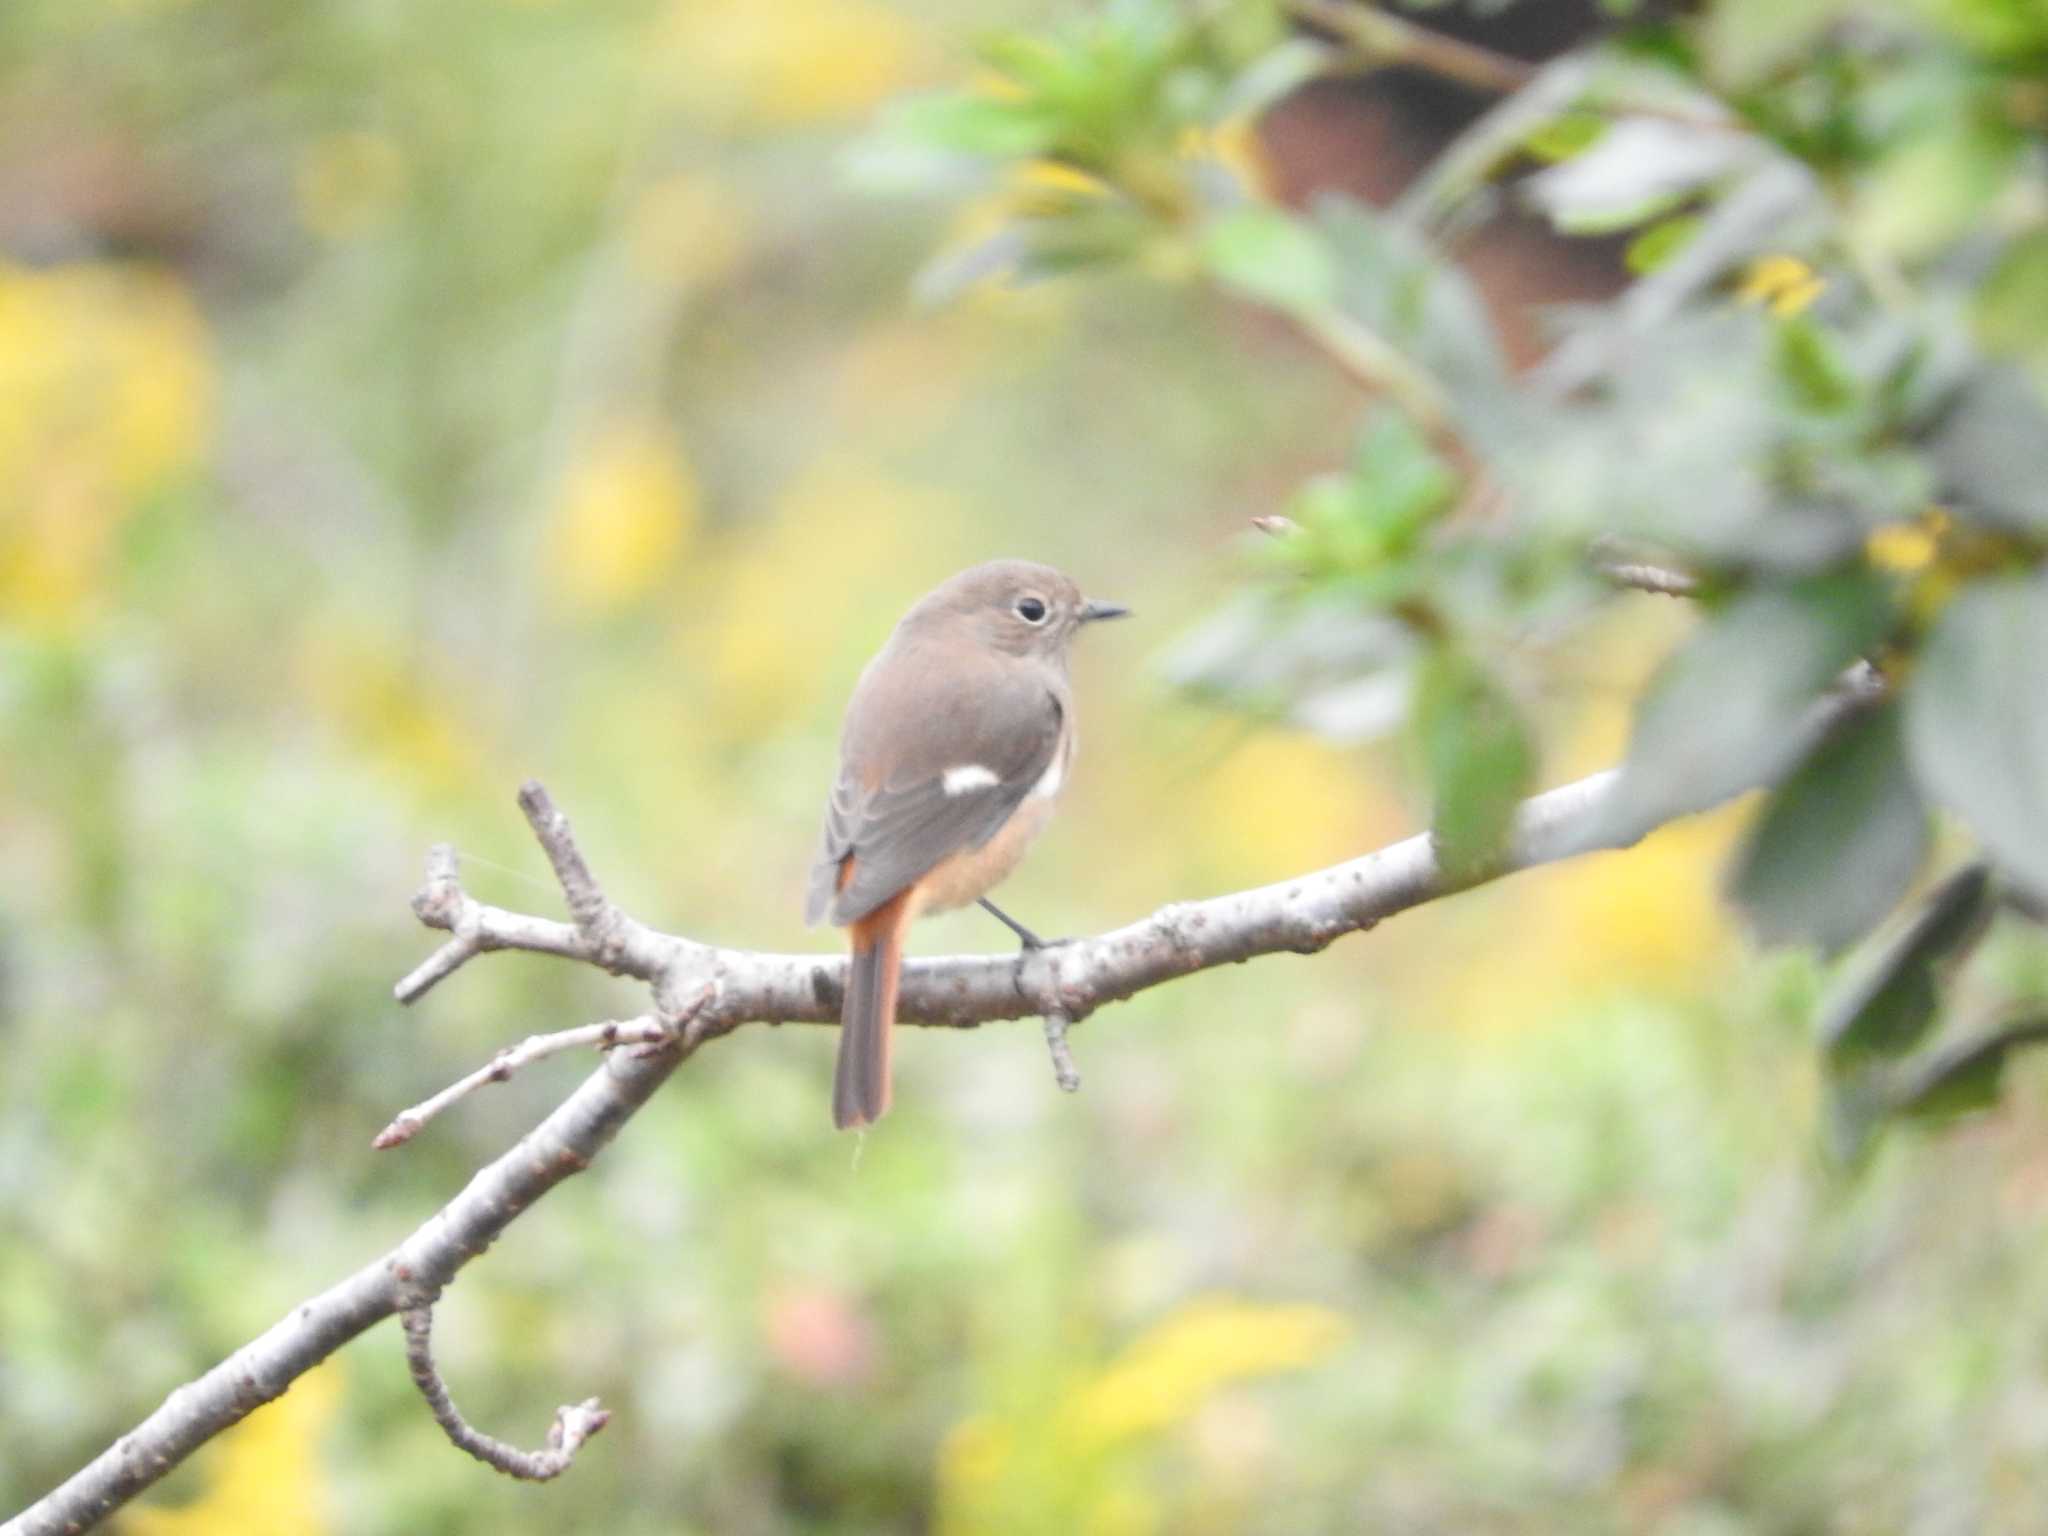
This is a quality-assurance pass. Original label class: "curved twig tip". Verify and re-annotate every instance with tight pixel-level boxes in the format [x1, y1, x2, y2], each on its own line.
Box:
[401, 1301, 611, 1482]
[549, 1398, 611, 1453]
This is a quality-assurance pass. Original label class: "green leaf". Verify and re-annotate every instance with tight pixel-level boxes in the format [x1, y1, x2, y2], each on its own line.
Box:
[1346, 409, 1456, 538]
[1219, 37, 1330, 121]
[1906, 573, 2048, 899]
[1160, 589, 1416, 744]
[1623, 214, 1701, 275]
[1523, 117, 1747, 236]
[1847, 122, 2022, 264]
[1975, 232, 2048, 360]
[1416, 646, 1536, 883]
[1729, 703, 1930, 955]
[1525, 310, 1872, 573]
[1310, 197, 1513, 439]
[1700, 0, 1856, 87]
[1200, 206, 1338, 315]
[1893, 1016, 2048, 1124]
[1272, 410, 1457, 602]
[1917, 0, 2048, 56]
[1596, 573, 1892, 845]
[1819, 862, 1994, 1064]
[1523, 112, 1607, 164]
[884, 91, 1058, 158]
[1923, 367, 2048, 533]
[1774, 314, 1857, 414]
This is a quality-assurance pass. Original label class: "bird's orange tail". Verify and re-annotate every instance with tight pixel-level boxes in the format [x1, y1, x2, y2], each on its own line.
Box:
[835, 888, 911, 1130]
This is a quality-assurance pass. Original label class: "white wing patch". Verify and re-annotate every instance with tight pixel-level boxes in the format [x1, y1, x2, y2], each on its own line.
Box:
[1032, 751, 1065, 799]
[942, 764, 1001, 796]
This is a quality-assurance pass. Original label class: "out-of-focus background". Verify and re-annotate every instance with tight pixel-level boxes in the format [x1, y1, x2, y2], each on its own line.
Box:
[6, 2, 2048, 1532]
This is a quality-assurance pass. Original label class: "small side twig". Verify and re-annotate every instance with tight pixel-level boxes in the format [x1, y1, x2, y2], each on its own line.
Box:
[392, 845, 596, 1005]
[399, 1300, 610, 1481]
[394, 845, 490, 1003]
[518, 780, 611, 935]
[374, 1014, 685, 1149]
[1042, 1010, 1082, 1093]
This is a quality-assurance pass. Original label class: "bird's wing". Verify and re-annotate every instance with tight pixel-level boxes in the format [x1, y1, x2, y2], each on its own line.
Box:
[806, 669, 1064, 927]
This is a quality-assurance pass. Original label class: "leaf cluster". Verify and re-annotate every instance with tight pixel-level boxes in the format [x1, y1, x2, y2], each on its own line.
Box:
[867, 0, 2048, 1137]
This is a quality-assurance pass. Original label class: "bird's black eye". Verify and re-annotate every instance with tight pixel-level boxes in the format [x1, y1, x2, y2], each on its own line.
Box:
[1015, 595, 1049, 624]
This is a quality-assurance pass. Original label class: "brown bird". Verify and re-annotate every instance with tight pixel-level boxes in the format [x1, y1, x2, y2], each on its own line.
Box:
[806, 560, 1129, 1129]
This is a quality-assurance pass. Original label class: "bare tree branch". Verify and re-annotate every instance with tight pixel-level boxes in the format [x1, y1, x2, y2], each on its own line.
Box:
[7, 727, 1874, 1531]
[4, 806, 696, 1536]
[3, 1037, 689, 1536]
[373, 1013, 689, 1150]
[399, 1300, 611, 1479]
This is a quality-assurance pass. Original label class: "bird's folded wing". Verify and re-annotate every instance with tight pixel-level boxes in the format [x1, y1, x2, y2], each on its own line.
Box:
[807, 681, 1063, 926]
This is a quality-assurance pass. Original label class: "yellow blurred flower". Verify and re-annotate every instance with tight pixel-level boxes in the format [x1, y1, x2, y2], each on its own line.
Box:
[694, 460, 962, 732]
[0, 259, 214, 635]
[1067, 1295, 1349, 1446]
[1081, 1488, 1160, 1536]
[625, 173, 752, 293]
[1737, 254, 1826, 317]
[1009, 158, 1118, 215]
[294, 131, 408, 242]
[937, 1414, 1015, 1499]
[1177, 116, 1272, 198]
[546, 419, 700, 615]
[293, 616, 482, 793]
[1190, 731, 1407, 886]
[1866, 507, 1950, 574]
[933, 1302, 1335, 1536]
[125, 1360, 340, 1536]
[935, 1294, 1345, 1536]
[1418, 801, 1741, 1033]
[968, 66, 1029, 103]
[653, 0, 933, 128]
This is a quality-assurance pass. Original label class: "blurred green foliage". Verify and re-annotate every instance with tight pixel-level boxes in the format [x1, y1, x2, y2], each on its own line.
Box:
[4, 0, 2048, 1532]
[874, 0, 2048, 1139]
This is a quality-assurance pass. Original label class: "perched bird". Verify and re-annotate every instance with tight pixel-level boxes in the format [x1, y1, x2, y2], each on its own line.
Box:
[806, 560, 1129, 1129]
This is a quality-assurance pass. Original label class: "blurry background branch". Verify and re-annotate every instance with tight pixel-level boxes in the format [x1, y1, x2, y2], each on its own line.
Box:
[1285, 0, 1534, 95]
[5, 702, 1878, 1532]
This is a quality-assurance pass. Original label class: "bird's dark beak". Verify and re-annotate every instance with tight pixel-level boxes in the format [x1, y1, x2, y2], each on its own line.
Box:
[1079, 598, 1132, 624]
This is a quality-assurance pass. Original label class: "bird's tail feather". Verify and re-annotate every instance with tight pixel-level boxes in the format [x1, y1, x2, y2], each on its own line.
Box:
[834, 890, 909, 1130]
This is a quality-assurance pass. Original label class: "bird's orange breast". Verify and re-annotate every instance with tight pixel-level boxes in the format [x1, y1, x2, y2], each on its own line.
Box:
[914, 794, 1057, 915]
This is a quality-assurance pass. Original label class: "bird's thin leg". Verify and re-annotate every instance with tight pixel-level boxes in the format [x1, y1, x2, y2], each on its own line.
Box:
[978, 897, 1068, 951]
